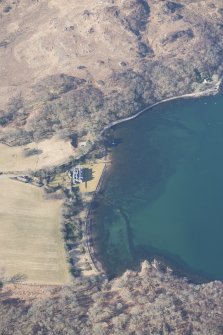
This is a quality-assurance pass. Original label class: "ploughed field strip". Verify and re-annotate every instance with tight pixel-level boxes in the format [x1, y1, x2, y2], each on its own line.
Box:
[0, 178, 70, 284]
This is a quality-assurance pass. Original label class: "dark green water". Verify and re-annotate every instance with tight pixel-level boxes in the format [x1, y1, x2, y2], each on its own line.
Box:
[95, 95, 223, 281]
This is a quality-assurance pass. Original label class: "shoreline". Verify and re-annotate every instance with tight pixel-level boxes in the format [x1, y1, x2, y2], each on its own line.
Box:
[94, 80, 222, 281]
[82, 163, 108, 277]
[102, 80, 222, 133]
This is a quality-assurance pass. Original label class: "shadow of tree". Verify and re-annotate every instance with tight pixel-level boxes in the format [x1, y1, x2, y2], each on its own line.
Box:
[83, 168, 93, 182]
[0, 272, 27, 305]
[0, 272, 27, 287]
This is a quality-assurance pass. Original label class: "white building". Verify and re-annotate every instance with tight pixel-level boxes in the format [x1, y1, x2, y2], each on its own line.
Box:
[72, 167, 83, 184]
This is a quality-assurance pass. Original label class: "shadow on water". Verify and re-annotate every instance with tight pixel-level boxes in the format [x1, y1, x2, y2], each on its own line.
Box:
[94, 137, 188, 280]
[92, 157, 184, 279]
[94, 95, 223, 282]
[134, 245, 212, 284]
[101, 203, 211, 283]
[104, 137, 123, 148]
[159, 116, 196, 136]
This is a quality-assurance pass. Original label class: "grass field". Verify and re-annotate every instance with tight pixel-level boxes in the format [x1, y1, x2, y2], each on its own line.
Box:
[48, 162, 106, 193]
[0, 137, 74, 173]
[0, 178, 71, 284]
[79, 162, 106, 193]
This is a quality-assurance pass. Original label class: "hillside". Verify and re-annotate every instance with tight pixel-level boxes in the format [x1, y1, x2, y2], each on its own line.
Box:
[1, 0, 223, 146]
[1, 1, 223, 334]
[1, 261, 223, 334]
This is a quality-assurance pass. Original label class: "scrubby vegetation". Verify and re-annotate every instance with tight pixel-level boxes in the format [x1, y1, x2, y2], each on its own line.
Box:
[62, 188, 84, 249]
[1, 1, 223, 333]
[1, 1, 223, 146]
[0, 261, 223, 335]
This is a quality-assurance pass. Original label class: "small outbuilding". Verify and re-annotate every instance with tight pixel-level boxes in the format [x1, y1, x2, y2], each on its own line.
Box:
[79, 141, 87, 148]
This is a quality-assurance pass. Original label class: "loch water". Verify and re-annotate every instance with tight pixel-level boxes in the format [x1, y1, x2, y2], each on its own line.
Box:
[95, 95, 223, 281]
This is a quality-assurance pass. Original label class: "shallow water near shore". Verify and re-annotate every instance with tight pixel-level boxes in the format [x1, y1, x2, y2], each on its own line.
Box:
[95, 94, 223, 280]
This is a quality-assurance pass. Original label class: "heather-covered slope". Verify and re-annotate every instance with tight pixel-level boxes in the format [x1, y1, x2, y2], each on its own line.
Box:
[1, 262, 223, 334]
[1, 0, 223, 145]
[1, 1, 223, 333]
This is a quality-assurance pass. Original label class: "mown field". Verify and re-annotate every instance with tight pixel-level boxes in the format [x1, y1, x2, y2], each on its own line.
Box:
[0, 178, 71, 284]
[0, 136, 74, 173]
[79, 162, 106, 193]
[49, 162, 106, 193]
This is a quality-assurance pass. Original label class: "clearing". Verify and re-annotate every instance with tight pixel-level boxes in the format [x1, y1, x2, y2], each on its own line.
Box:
[0, 136, 74, 173]
[0, 178, 71, 284]
[48, 161, 106, 193]
[79, 162, 106, 193]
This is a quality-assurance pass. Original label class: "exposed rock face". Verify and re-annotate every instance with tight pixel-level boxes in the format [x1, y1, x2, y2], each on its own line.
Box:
[0, 0, 223, 145]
